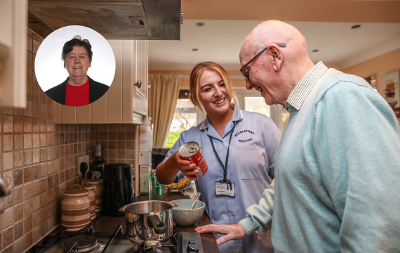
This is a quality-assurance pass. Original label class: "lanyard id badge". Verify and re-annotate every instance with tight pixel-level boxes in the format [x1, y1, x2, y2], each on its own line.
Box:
[209, 122, 236, 197]
[215, 181, 235, 196]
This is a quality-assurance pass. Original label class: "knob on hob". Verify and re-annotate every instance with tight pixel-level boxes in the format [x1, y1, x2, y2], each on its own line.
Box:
[186, 240, 200, 253]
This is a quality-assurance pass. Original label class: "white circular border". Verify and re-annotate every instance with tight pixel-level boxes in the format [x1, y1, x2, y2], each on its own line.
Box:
[35, 25, 116, 92]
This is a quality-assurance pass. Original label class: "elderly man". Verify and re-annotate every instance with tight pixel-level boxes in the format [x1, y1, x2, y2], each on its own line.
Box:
[196, 20, 400, 252]
[45, 36, 109, 106]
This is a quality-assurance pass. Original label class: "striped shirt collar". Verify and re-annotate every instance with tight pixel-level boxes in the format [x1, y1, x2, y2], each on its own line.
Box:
[284, 61, 328, 111]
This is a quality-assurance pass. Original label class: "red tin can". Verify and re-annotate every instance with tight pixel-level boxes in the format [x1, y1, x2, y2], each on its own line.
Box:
[179, 141, 208, 178]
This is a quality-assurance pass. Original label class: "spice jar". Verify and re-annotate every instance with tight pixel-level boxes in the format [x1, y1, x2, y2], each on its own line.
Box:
[82, 184, 96, 220]
[84, 177, 103, 217]
[61, 184, 91, 231]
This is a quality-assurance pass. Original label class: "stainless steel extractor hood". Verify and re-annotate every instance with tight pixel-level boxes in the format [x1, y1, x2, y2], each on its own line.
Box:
[28, 0, 181, 40]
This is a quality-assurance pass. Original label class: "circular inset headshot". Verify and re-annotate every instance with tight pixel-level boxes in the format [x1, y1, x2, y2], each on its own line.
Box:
[35, 25, 116, 106]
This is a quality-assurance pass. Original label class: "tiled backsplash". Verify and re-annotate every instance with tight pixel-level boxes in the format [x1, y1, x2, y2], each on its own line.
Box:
[0, 29, 137, 253]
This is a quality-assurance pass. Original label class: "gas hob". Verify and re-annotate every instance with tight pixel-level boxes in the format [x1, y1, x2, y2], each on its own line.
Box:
[29, 222, 204, 253]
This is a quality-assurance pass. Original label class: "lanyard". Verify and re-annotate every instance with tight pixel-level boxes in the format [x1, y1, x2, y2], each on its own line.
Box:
[209, 122, 236, 183]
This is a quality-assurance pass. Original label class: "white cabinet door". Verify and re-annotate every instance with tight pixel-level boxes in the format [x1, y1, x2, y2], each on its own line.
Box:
[0, 0, 27, 108]
[134, 40, 149, 116]
[133, 40, 148, 121]
[55, 39, 148, 124]
[122, 40, 137, 123]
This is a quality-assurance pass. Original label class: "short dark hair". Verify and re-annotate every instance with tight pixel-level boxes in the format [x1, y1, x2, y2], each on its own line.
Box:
[61, 35, 93, 64]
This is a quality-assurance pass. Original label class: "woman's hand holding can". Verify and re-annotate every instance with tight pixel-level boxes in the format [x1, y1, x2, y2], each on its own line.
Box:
[174, 152, 198, 180]
[178, 142, 208, 179]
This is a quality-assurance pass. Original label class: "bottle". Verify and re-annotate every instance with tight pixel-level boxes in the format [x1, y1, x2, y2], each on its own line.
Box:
[90, 144, 107, 179]
[149, 168, 162, 199]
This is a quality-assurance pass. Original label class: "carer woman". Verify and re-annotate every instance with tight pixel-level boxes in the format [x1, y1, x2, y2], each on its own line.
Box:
[156, 62, 281, 253]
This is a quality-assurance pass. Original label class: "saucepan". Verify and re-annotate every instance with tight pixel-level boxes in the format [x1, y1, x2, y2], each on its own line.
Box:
[119, 200, 177, 247]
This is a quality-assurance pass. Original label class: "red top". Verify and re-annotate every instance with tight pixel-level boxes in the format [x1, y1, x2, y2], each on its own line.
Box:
[65, 79, 90, 106]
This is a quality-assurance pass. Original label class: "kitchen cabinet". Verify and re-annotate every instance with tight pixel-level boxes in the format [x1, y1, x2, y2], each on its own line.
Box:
[55, 40, 148, 124]
[0, 0, 27, 108]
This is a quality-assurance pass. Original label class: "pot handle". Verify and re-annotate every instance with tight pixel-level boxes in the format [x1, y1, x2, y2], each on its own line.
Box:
[147, 215, 166, 234]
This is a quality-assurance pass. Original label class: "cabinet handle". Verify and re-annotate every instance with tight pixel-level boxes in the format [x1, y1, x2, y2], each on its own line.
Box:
[134, 80, 142, 88]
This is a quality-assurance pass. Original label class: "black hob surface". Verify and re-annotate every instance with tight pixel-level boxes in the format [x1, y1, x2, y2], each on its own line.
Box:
[29, 223, 204, 253]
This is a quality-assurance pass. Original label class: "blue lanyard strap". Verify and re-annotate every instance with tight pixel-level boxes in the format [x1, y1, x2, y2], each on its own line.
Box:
[209, 123, 236, 182]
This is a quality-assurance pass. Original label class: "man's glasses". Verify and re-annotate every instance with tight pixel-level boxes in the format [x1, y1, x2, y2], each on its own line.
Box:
[240, 43, 286, 80]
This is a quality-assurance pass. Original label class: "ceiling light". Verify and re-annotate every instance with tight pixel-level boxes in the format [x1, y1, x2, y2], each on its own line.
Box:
[196, 22, 205, 27]
[351, 24, 361, 29]
[312, 49, 319, 53]
[192, 48, 198, 51]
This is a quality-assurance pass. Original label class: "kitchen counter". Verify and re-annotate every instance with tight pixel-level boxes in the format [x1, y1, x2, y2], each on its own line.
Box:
[95, 183, 220, 253]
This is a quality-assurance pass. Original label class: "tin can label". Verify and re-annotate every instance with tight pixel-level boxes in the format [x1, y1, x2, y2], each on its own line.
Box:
[179, 142, 208, 178]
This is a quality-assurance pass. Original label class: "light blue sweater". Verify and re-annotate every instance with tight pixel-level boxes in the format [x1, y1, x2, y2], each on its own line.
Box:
[239, 68, 400, 252]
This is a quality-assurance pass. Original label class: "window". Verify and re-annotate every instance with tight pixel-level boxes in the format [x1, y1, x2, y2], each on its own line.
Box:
[365, 75, 377, 92]
[166, 91, 200, 148]
[236, 90, 288, 131]
[166, 89, 288, 148]
[245, 96, 270, 117]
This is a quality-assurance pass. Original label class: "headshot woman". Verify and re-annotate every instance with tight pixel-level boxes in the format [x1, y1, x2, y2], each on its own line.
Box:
[45, 35, 109, 106]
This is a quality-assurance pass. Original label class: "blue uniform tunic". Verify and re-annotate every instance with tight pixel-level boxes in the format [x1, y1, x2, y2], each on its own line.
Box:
[163, 107, 281, 253]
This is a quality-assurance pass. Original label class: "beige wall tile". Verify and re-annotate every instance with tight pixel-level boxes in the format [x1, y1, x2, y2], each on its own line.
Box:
[2, 226, 13, 249]
[32, 134, 39, 148]
[3, 115, 13, 132]
[13, 168, 23, 186]
[13, 151, 24, 168]
[26, 87, 33, 105]
[24, 150, 33, 166]
[14, 204, 24, 222]
[24, 182, 32, 199]
[14, 221, 23, 240]
[24, 231, 33, 250]
[24, 134, 32, 149]
[3, 152, 13, 170]
[13, 237, 25, 253]
[14, 186, 23, 204]
[24, 214, 32, 234]
[32, 195, 40, 212]
[23, 198, 33, 218]
[2, 208, 14, 229]
[13, 116, 23, 132]
[24, 116, 32, 132]
[3, 170, 14, 187]
[14, 134, 23, 150]
[3, 135, 13, 152]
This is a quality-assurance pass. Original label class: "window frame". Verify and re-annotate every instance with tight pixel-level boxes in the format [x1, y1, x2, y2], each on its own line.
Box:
[173, 103, 202, 128]
[235, 89, 287, 130]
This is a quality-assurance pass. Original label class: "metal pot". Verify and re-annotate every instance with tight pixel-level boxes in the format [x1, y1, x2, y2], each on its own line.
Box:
[119, 200, 177, 246]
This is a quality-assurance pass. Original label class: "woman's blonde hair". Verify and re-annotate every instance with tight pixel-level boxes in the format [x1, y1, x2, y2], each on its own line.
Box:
[188, 62, 240, 115]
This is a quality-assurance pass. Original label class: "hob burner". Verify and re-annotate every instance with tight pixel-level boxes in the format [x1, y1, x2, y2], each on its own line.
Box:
[63, 235, 99, 252]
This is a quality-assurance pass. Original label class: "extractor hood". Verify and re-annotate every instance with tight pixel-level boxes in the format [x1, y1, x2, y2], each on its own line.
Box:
[28, 0, 181, 40]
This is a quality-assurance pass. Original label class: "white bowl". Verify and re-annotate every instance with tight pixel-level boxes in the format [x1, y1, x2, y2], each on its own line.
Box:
[170, 199, 205, 227]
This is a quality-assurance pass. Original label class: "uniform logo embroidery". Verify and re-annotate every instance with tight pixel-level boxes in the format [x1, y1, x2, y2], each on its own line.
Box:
[235, 129, 255, 143]
[234, 129, 255, 137]
[239, 138, 253, 143]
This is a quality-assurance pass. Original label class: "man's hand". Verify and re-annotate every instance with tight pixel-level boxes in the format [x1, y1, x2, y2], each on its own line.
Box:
[195, 224, 246, 245]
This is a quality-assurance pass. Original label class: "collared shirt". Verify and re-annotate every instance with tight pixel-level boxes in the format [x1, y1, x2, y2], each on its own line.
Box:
[163, 106, 281, 253]
[284, 61, 328, 111]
